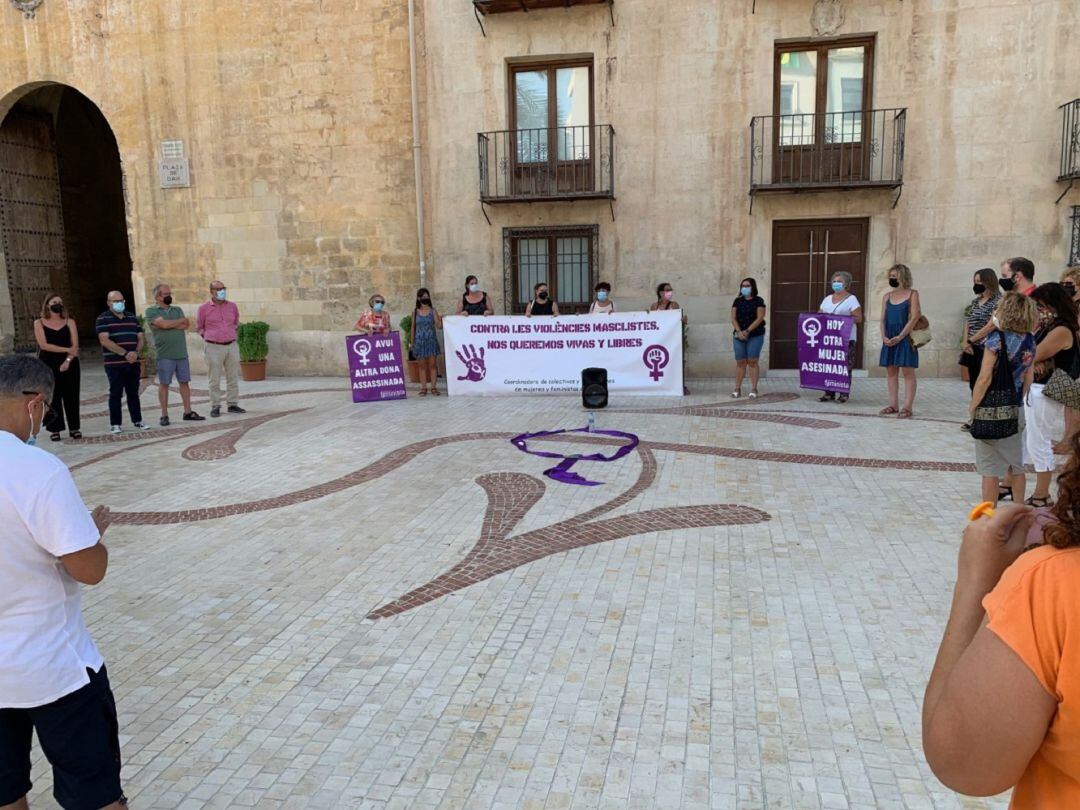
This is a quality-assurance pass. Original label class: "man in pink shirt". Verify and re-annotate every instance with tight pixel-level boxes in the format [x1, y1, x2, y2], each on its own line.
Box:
[196, 280, 246, 418]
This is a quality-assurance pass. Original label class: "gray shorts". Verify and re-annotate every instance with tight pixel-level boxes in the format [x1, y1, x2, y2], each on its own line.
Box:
[157, 357, 191, 385]
[974, 413, 1025, 477]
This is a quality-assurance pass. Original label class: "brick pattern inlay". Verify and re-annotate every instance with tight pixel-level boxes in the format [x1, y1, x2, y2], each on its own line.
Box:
[366, 463, 771, 620]
[106, 431, 977, 527]
[81, 386, 344, 420]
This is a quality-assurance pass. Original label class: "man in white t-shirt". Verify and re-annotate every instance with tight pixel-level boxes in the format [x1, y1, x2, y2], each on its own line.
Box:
[0, 355, 125, 810]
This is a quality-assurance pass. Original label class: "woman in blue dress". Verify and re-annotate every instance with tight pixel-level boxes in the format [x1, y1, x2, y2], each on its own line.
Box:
[410, 287, 443, 396]
[879, 263, 922, 418]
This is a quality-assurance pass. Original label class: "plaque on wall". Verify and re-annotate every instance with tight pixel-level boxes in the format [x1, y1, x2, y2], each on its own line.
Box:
[160, 158, 191, 188]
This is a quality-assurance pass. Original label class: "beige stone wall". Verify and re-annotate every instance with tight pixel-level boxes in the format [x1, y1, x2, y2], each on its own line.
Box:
[0, 0, 423, 361]
[422, 0, 1080, 378]
[2, 0, 1078, 377]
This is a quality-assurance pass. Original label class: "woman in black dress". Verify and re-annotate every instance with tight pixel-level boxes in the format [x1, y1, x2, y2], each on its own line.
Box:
[33, 292, 82, 440]
[456, 275, 493, 316]
[525, 282, 559, 316]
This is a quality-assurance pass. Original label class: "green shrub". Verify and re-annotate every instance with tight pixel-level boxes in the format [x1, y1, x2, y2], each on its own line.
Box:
[237, 321, 270, 362]
[399, 314, 413, 352]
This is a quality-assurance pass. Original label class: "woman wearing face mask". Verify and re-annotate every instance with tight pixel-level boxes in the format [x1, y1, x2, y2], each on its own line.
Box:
[355, 294, 391, 335]
[730, 278, 766, 399]
[960, 270, 1002, 414]
[650, 282, 690, 394]
[878, 264, 922, 418]
[410, 287, 443, 396]
[33, 292, 82, 441]
[1024, 284, 1079, 506]
[818, 272, 863, 403]
[590, 282, 615, 314]
[525, 282, 560, 317]
[456, 275, 493, 316]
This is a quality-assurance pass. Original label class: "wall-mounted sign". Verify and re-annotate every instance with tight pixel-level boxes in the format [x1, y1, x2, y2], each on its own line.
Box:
[161, 139, 185, 160]
[159, 158, 190, 188]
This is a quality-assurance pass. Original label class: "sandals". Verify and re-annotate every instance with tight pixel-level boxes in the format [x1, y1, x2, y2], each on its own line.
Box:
[430, 388, 441, 396]
[418, 389, 428, 397]
[879, 406, 898, 415]
[69, 430, 82, 440]
[837, 394, 848, 403]
[49, 432, 61, 442]
[819, 393, 835, 402]
[1026, 496, 1053, 508]
[998, 486, 1013, 502]
[898, 408, 913, 419]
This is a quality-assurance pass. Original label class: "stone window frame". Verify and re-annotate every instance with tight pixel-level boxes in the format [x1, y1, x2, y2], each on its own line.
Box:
[502, 224, 600, 315]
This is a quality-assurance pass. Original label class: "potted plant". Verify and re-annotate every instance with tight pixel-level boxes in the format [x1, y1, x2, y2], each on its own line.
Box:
[398, 314, 421, 383]
[238, 321, 270, 381]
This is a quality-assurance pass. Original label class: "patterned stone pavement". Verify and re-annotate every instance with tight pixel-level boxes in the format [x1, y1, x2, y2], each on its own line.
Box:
[27, 367, 1011, 809]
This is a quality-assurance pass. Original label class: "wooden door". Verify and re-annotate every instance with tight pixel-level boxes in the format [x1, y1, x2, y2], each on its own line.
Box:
[769, 218, 868, 370]
[0, 111, 69, 352]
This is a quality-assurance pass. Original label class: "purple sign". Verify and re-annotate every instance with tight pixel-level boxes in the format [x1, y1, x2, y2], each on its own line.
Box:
[797, 313, 854, 395]
[347, 332, 407, 403]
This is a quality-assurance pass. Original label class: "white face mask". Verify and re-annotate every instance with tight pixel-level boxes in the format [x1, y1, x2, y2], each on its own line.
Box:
[26, 401, 42, 446]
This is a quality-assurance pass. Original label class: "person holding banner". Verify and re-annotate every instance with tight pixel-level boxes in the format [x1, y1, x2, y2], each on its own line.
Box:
[651, 282, 689, 395]
[590, 282, 616, 314]
[525, 283, 560, 317]
[355, 294, 391, 336]
[456, 276, 493, 316]
[730, 278, 766, 399]
[818, 272, 863, 403]
[879, 264, 922, 418]
[410, 288, 442, 396]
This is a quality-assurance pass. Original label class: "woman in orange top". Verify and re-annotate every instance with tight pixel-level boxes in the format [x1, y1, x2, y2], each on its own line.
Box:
[923, 457, 1080, 805]
[355, 294, 391, 335]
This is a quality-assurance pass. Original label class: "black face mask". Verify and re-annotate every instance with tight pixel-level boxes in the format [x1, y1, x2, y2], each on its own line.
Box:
[162, 295, 173, 306]
[888, 278, 900, 288]
[49, 303, 64, 314]
[972, 284, 986, 295]
[1065, 284, 1077, 298]
[537, 292, 548, 300]
[1000, 277, 1015, 291]
[419, 297, 431, 305]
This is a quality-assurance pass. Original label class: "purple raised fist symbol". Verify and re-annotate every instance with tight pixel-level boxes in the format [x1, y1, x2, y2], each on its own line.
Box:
[643, 344, 670, 382]
[455, 344, 487, 382]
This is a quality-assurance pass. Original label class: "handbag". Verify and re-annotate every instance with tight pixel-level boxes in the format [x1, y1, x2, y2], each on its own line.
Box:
[970, 331, 1019, 440]
[909, 315, 932, 350]
[1043, 367, 1080, 410]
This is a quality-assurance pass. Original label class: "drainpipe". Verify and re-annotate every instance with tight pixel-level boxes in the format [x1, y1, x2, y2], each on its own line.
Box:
[407, 0, 427, 288]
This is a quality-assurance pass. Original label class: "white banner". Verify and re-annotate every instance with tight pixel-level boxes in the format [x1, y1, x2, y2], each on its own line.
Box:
[444, 311, 684, 397]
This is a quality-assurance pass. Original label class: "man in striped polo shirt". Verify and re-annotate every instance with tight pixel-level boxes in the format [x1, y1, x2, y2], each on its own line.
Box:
[95, 291, 150, 434]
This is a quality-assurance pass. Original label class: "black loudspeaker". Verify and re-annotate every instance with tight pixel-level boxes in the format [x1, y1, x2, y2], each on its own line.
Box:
[582, 367, 608, 409]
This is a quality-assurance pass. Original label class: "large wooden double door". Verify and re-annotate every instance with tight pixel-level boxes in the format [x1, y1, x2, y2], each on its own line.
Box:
[769, 218, 868, 370]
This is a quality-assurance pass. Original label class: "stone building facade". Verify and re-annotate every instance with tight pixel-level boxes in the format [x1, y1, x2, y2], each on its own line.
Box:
[1, 0, 1078, 377]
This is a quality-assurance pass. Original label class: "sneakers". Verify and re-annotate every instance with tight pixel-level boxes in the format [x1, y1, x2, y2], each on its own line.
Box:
[210, 406, 244, 417]
[730, 391, 741, 399]
[183, 411, 205, 421]
[110, 425, 122, 435]
[160, 416, 170, 427]
[749, 391, 758, 400]
[227, 405, 247, 414]
[134, 422, 151, 431]
[210, 407, 221, 418]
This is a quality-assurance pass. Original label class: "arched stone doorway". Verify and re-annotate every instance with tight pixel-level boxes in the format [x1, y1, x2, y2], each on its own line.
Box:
[0, 82, 133, 352]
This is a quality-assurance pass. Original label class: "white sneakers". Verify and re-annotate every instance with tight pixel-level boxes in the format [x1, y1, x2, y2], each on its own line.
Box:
[110, 423, 151, 434]
[110, 425, 121, 434]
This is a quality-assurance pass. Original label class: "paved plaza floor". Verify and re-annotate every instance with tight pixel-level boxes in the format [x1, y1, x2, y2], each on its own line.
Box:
[29, 368, 1008, 809]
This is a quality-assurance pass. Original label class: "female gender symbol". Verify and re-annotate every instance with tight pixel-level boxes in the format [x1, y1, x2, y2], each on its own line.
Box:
[510, 425, 640, 486]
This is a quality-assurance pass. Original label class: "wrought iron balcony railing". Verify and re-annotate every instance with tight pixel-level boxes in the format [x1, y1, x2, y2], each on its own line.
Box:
[1060, 99, 1080, 182]
[749, 108, 906, 193]
[478, 125, 615, 203]
[474, 0, 611, 14]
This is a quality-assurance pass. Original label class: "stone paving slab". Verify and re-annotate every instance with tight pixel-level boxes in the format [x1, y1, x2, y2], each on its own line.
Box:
[24, 370, 1009, 808]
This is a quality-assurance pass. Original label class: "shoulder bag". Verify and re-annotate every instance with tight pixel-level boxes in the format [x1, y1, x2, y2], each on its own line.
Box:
[970, 331, 1019, 440]
[909, 314, 932, 350]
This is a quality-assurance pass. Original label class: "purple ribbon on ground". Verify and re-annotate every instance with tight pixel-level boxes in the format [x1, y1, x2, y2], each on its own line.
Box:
[510, 426, 640, 486]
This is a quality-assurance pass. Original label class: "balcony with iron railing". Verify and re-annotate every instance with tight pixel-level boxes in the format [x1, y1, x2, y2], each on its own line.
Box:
[1060, 98, 1080, 182]
[478, 125, 615, 203]
[474, 0, 611, 15]
[749, 108, 906, 194]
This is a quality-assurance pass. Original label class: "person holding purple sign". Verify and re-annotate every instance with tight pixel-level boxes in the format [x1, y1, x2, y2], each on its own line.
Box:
[355, 294, 391, 336]
[818, 272, 862, 403]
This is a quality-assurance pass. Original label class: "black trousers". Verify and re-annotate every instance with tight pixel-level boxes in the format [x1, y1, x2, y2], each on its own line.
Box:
[105, 363, 142, 426]
[45, 360, 81, 433]
[962, 345, 985, 393]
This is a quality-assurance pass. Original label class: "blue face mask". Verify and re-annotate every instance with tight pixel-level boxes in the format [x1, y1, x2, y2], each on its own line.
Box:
[468, 284, 480, 294]
[215, 289, 227, 301]
[373, 302, 384, 313]
[26, 403, 40, 446]
[110, 301, 125, 313]
[596, 291, 608, 301]
[740, 286, 752, 297]
[831, 282, 845, 293]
